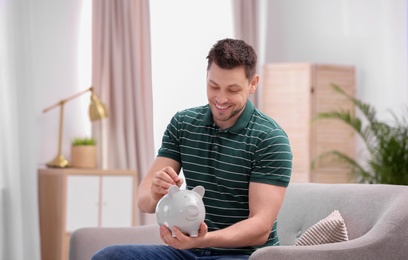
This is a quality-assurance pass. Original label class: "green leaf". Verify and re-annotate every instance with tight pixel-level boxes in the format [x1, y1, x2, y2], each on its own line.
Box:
[312, 84, 408, 185]
[72, 137, 96, 146]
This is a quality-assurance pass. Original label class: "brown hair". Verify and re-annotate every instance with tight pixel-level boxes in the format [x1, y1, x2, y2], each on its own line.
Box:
[206, 38, 257, 80]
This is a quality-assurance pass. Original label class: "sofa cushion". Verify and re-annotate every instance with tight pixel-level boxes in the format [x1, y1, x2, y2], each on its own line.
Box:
[295, 210, 349, 246]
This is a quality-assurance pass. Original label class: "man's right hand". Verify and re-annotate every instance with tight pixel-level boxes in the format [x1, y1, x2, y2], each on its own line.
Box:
[138, 157, 182, 213]
[151, 166, 184, 201]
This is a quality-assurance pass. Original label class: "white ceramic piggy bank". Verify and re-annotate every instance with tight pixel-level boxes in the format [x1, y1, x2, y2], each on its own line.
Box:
[155, 185, 205, 237]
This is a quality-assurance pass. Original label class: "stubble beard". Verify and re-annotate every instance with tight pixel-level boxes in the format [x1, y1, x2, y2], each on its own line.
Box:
[213, 104, 246, 127]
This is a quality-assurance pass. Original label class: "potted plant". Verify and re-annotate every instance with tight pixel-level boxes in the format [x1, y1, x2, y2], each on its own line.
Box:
[70, 137, 97, 168]
[312, 84, 408, 185]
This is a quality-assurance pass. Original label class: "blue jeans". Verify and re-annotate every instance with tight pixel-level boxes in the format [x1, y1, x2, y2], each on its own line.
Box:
[91, 244, 250, 260]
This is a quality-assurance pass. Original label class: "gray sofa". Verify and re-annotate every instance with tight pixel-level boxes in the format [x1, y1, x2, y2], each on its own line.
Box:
[69, 183, 408, 260]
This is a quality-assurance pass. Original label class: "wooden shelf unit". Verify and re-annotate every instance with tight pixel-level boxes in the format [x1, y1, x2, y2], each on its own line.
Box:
[38, 168, 138, 260]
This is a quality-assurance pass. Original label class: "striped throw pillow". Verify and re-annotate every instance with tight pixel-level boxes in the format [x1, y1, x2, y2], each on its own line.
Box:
[295, 210, 349, 246]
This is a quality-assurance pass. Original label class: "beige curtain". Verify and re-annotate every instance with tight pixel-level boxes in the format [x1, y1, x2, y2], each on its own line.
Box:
[92, 0, 155, 225]
[233, 0, 260, 51]
[232, 0, 262, 106]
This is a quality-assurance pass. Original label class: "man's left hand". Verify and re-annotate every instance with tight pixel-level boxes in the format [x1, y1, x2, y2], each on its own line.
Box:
[159, 222, 208, 250]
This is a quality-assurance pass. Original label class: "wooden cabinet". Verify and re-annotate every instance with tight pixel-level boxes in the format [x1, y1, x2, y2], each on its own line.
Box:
[38, 168, 138, 260]
[261, 63, 355, 183]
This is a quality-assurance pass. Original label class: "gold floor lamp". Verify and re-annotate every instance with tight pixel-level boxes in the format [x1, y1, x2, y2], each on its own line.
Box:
[43, 86, 109, 168]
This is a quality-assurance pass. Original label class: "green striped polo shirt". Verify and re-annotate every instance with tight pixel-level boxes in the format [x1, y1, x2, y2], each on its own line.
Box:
[158, 100, 292, 255]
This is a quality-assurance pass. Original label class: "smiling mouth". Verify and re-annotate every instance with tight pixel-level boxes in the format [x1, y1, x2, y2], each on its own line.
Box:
[185, 218, 197, 222]
[215, 103, 229, 110]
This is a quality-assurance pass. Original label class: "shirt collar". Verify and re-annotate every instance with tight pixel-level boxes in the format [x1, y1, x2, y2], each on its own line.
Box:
[203, 100, 255, 133]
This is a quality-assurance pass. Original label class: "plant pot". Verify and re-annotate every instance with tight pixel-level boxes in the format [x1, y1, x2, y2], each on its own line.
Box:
[70, 145, 97, 168]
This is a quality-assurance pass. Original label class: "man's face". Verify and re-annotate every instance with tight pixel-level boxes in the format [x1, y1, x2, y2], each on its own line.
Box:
[206, 63, 258, 129]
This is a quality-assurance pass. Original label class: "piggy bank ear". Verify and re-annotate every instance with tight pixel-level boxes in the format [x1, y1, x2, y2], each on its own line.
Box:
[168, 185, 180, 197]
[192, 185, 205, 198]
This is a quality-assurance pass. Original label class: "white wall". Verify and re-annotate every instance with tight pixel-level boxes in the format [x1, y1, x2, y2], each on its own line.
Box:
[150, 0, 234, 152]
[265, 0, 408, 120]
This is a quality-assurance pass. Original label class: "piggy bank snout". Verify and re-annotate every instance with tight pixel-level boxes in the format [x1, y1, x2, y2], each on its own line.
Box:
[185, 205, 199, 217]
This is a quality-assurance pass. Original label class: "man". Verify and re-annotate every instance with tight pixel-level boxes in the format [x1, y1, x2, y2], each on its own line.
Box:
[93, 38, 292, 260]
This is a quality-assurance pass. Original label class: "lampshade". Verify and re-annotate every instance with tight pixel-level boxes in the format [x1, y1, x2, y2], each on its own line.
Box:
[89, 90, 109, 121]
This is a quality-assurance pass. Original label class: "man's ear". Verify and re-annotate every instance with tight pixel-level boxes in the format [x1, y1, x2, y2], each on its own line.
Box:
[249, 74, 259, 94]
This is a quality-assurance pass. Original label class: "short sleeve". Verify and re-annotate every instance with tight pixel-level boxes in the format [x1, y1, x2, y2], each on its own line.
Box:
[157, 113, 182, 162]
[250, 129, 292, 187]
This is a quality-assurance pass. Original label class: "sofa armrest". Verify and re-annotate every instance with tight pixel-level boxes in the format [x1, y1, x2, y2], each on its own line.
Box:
[250, 218, 408, 260]
[69, 224, 163, 260]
